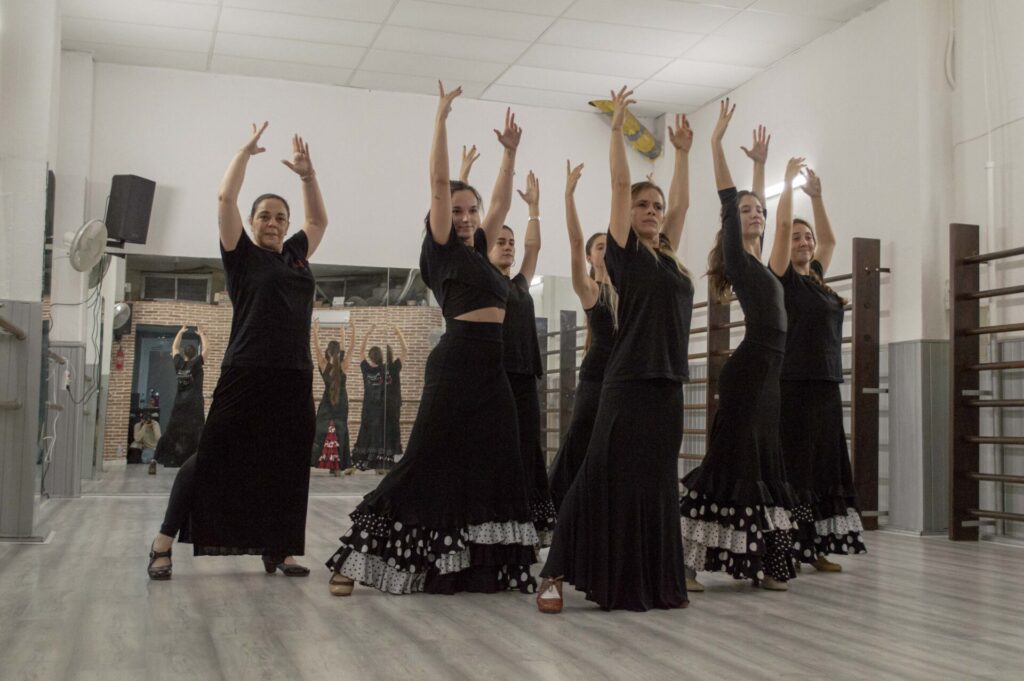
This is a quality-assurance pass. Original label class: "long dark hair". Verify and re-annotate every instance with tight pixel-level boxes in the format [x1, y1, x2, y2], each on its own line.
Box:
[707, 189, 763, 302]
[368, 345, 384, 366]
[583, 232, 618, 353]
[324, 340, 344, 407]
[793, 218, 847, 305]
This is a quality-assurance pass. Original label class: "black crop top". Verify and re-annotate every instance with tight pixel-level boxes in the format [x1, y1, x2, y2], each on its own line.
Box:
[502, 273, 543, 377]
[578, 293, 615, 382]
[601, 228, 694, 385]
[779, 261, 844, 382]
[419, 226, 508, 318]
[720, 187, 787, 352]
[220, 229, 315, 371]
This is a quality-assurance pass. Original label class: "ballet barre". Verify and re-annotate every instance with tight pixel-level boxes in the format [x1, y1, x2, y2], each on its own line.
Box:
[949, 222, 1024, 540]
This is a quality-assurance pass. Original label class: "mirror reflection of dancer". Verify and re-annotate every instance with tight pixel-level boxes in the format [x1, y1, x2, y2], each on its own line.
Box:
[538, 87, 695, 612]
[383, 326, 407, 465]
[483, 169, 557, 545]
[152, 324, 209, 473]
[311, 318, 356, 476]
[147, 123, 326, 580]
[352, 324, 389, 473]
[778, 170, 867, 570]
[547, 162, 617, 510]
[680, 100, 800, 592]
[326, 82, 538, 597]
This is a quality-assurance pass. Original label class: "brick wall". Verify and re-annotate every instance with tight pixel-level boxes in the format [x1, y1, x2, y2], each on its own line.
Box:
[102, 300, 442, 460]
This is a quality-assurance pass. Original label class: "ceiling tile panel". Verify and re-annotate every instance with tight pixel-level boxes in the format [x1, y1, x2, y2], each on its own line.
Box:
[62, 16, 212, 53]
[539, 18, 703, 58]
[681, 34, 795, 67]
[388, 0, 554, 42]
[221, 0, 393, 23]
[61, 0, 219, 31]
[518, 44, 671, 80]
[374, 25, 530, 63]
[633, 80, 728, 107]
[214, 32, 366, 68]
[564, 0, 739, 34]
[750, 0, 884, 22]
[211, 55, 353, 85]
[654, 58, 762, 88]
[415, 0, 575, 17]
[350, 71, 489, 99]
[359, 49, 508, 83]
[713, 9, 840, 45]
[217, 8, 378, 46]
[480, 85, 598, 113]
[61, 39, 209, 71]
[496, 66, 643, 97]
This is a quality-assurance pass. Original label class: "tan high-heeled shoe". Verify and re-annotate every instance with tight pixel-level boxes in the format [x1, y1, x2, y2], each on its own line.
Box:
[329, 571, 354, 597]
[536, 577, 563, 614]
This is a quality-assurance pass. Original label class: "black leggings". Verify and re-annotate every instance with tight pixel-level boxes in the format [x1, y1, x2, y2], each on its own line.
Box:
[159, 454, 196, 538]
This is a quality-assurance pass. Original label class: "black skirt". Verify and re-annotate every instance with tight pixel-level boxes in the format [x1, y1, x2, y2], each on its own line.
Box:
[326, 320, 538, 595]
[548, 378, 602, 511]
[181, 366, 315, 556]
[353, 397, 389, 470]
[542, 379, 688, 612]
[154, 387, 205, 468]
[508, 372, 557, 544]
[680, 338, 797, 582]
[780, 380, 867, 560]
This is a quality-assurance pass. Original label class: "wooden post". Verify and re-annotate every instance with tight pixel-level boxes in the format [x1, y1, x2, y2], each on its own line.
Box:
[536, 315, 549, 457]
[850, 238, 881, 531]
[949, 224, 980, 540]
[558, 310, 577, 442]
[705, 293, 731, 451]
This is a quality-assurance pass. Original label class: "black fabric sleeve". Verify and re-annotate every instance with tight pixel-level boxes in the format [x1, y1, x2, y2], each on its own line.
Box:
[718, 187, 746, 283]
[512, 273, 530, 293]
[604, 227, 635, 291]
[220, 228, 252, 270]
[287, 229, 310, 260]
[173, 355, 185, 371]
[473, 227, 488, 257]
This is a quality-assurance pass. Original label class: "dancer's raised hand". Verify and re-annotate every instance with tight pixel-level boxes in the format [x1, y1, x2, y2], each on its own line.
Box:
[741, 125, 770, 164]
[785, 157, 807, 185]
[566, 160, 584, 195]
[281, 134, 315, 180]
[668, 113, 693, 153]
[459, 144, 480, 183]
[436, 81, 462, 120]
[609, 86, 636, 130]
[494, 108, 522, 151]
[243, 122, 268, 156]
[517, 170, 540, 206]
[800, 168, 822, 198]
[711, 98, 735, 143]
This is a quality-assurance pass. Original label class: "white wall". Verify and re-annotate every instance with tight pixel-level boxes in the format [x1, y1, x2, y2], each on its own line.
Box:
[88, 63, 652, 278]
[655, 0, 954, 345]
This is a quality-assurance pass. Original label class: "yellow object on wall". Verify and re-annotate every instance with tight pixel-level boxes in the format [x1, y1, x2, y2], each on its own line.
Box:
[589, 99, 662, 159]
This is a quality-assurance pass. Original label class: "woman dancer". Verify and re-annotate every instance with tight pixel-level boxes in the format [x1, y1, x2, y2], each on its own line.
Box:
[487, 171, 557, 544]
[382, 326, 408, 464]
[352, 324, 390, 472]
[537, 87, 694, 613]
[779, 169, 867, 568]
[311, 318, 355, 476]
[326, 83, 537, 597]
[147, 124, 325, 579]
[680, 99, 800, 591]
[153, 323, 208, 471]
[547, 162, 617, 511]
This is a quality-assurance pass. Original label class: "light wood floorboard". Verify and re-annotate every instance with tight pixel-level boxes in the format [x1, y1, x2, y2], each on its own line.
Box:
[1, 469, 1022, 681]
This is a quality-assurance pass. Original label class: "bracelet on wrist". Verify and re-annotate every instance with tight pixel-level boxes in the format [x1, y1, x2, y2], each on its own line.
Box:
[300, 173, 316, 182]
[528, 215, 540, 221]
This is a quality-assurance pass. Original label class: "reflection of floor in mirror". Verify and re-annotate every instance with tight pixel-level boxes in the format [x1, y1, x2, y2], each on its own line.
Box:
[82, 460, 389, 497]
[3, 490, 1022, 680]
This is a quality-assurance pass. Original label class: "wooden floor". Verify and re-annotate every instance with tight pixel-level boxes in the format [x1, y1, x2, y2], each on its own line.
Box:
[2, 466, 1022, 681]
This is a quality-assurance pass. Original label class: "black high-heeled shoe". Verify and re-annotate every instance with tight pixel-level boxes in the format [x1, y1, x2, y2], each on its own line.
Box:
[261, 555, 310, 576]
[148, 541, 172, 580]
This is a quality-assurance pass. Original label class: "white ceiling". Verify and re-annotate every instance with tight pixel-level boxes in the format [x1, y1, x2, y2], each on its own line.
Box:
[61, 0, 885, 116]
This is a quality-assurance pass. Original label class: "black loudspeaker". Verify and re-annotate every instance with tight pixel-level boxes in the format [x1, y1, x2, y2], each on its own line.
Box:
[105, 174, 155, 244]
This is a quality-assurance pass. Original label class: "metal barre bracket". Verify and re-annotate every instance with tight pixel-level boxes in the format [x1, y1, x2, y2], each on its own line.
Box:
[861, 387, 889, 395]
[961, 389, 993, 396]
